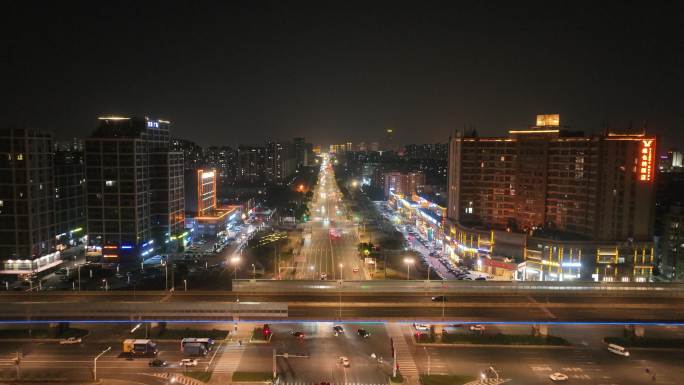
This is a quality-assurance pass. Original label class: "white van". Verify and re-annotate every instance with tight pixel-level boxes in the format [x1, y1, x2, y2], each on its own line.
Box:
[607, 343, 630, 356]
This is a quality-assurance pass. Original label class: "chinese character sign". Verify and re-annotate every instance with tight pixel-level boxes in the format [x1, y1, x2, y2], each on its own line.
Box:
[639, 139, 655, 181]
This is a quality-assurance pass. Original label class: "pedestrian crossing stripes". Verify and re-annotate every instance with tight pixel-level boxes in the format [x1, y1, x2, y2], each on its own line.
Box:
[213, 342, 246, 373]
[386, 323, 419, 378]
[463, 379, 510, 385]
[150, 372, 205, 385]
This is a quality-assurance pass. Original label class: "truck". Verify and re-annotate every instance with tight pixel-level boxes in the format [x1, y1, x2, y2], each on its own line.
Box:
[181, 338, 214, 356]
[122, 339, 158, 356]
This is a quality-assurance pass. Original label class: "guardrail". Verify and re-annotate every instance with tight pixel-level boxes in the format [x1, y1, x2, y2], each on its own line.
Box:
[233, 279, 684, 297]
[0, 301, 288, 322]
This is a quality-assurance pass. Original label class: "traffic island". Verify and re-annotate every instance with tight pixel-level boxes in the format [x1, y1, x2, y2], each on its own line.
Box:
[184, 371, 213, 383]
[131, 327, 228, 340]
[420, 374, 476, 385]
[604, 336, 684, 349]
[0, 327, 89, 340]
[249, 327, 273, 343]
[389, 371, 404, 383]
[232, 371, 274, 382]
[424, 332, 571, 346]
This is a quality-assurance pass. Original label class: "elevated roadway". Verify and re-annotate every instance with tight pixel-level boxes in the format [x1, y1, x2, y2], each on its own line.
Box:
[2, 280, 684, 323]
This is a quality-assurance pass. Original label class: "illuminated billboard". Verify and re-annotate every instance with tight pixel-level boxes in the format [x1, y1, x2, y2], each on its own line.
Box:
[638, 139, 655, 182]
[535, 114, 560, 127]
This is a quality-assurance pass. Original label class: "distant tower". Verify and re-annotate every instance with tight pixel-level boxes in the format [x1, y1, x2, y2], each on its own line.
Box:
[384, 128, 395, 151]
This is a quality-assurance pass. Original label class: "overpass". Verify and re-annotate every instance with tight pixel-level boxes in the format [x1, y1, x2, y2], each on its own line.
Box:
[2, 280, 684, 323]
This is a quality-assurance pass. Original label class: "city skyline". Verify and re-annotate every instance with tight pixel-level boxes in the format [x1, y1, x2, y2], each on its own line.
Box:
[2, 2, 683, 148]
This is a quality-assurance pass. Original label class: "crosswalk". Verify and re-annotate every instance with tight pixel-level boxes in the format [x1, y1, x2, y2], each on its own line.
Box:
[150, 372, 204, 385]
[386, 323, 419, 379]
[463, 379, 510, 385]
[278, 383, 387, 385]
[212, 342, 246, 374]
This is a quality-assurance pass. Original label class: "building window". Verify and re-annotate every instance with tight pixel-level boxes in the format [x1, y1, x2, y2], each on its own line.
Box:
[105, 180, 116, 187]
[17, 153, 23, 160]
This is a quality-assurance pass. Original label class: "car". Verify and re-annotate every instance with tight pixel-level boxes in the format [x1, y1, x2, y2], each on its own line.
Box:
[357, 329, 370, 338]
[549, 372, 569, 381]
[180, 358, 198, 367]
[337, 356, 350, 367]
[413, 323, 430, 331]
[352, 267, 359, 273]
[333, 325, 344, 334]
[291, 331, 305, 339]
[469, 324, 486, 332]
[59, 337, 82, 345]
[431, 296, 447, 302]
[149, 359, 168, 367]
[320, 272, 327, 280]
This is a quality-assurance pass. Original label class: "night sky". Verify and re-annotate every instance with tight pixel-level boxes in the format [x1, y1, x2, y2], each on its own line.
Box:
[2, 1, 683, 148]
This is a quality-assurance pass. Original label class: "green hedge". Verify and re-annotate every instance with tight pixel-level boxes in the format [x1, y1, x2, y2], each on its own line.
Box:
[604, 336, 684, 348]
[420, 374, 475, 385]
[232, 371, 274, 382]
[441, 332, 570, 346]
[185, 371, 212, 383]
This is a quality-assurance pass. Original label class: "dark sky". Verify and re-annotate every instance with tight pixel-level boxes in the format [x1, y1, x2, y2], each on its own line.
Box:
[2, 1, 683, 149]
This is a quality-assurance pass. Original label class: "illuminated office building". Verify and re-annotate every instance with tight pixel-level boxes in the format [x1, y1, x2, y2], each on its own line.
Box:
[85, 116, 185, 262]
[0, 128, 60, 274]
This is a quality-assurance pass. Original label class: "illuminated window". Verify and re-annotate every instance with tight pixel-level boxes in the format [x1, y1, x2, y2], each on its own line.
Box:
[105, 180, 116, 187]
[16, 153, 23, 160]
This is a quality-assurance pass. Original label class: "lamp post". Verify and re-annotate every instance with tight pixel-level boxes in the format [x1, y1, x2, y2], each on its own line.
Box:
[77, 263, 82, 292]
[404, 257, 414, 280]
[183, 279, 187, 292]
[252, 263, 256, 280]
[93, 346, 111, 380]
[339, 263, 344, 281]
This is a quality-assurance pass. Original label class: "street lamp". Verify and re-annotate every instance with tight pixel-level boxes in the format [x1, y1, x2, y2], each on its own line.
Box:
[251, 263, 256, 280]
[338, 263, 344, 281]
[231, 256, 241, 280]
[309, 265, 314, 279]
[183, 279, 187, 292]
[93, 346, 111, 380]
[404, 257, 414, 280]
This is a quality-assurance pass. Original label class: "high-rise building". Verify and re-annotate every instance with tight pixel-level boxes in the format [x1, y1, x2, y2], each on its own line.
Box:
[384, 128, 395, 151]
[446, 115, 657, 282]
[293, 137, 314, 167]
[54, 147, 86, 249]
[171, 138, 204, 171]
[237, 145, 266, 183]
[85, 116, 185, 262]
[658, 148, 683, 172]
[383, 171, 425, 198]
[0, 128, 60, 274]
[204, 145, 238, 189]
[265, 140, 296, 183]
[185, 168, 241, 239]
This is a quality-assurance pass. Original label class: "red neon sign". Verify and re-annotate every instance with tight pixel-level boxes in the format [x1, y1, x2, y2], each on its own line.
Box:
[638, 139, 654, 182]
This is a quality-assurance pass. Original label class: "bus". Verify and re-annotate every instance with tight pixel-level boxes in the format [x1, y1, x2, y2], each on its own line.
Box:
[607, 343, 630, 356]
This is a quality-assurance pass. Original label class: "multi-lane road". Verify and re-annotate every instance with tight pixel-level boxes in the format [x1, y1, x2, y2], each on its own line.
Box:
[3, 322, 683, 385]
[297, 155, 368, 281]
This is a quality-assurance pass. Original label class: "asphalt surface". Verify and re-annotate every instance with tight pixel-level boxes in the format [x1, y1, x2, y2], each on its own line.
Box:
[1, 291, 684, 323]
[2, 322, 682, 385]
[298, 156, 369, 281]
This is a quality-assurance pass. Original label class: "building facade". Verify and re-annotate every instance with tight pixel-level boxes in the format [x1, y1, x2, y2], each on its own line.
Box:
[383, 171, 425, 198]
[447, 115, 657, 281]
[0, 128, 60, 274]
[54, 148, 86, 249]
[85, 116, 185, 262]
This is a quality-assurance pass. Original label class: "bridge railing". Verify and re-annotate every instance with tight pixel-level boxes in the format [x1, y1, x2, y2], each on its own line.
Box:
[0, 301, 288, 322]
[233, 279, 684, 296]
